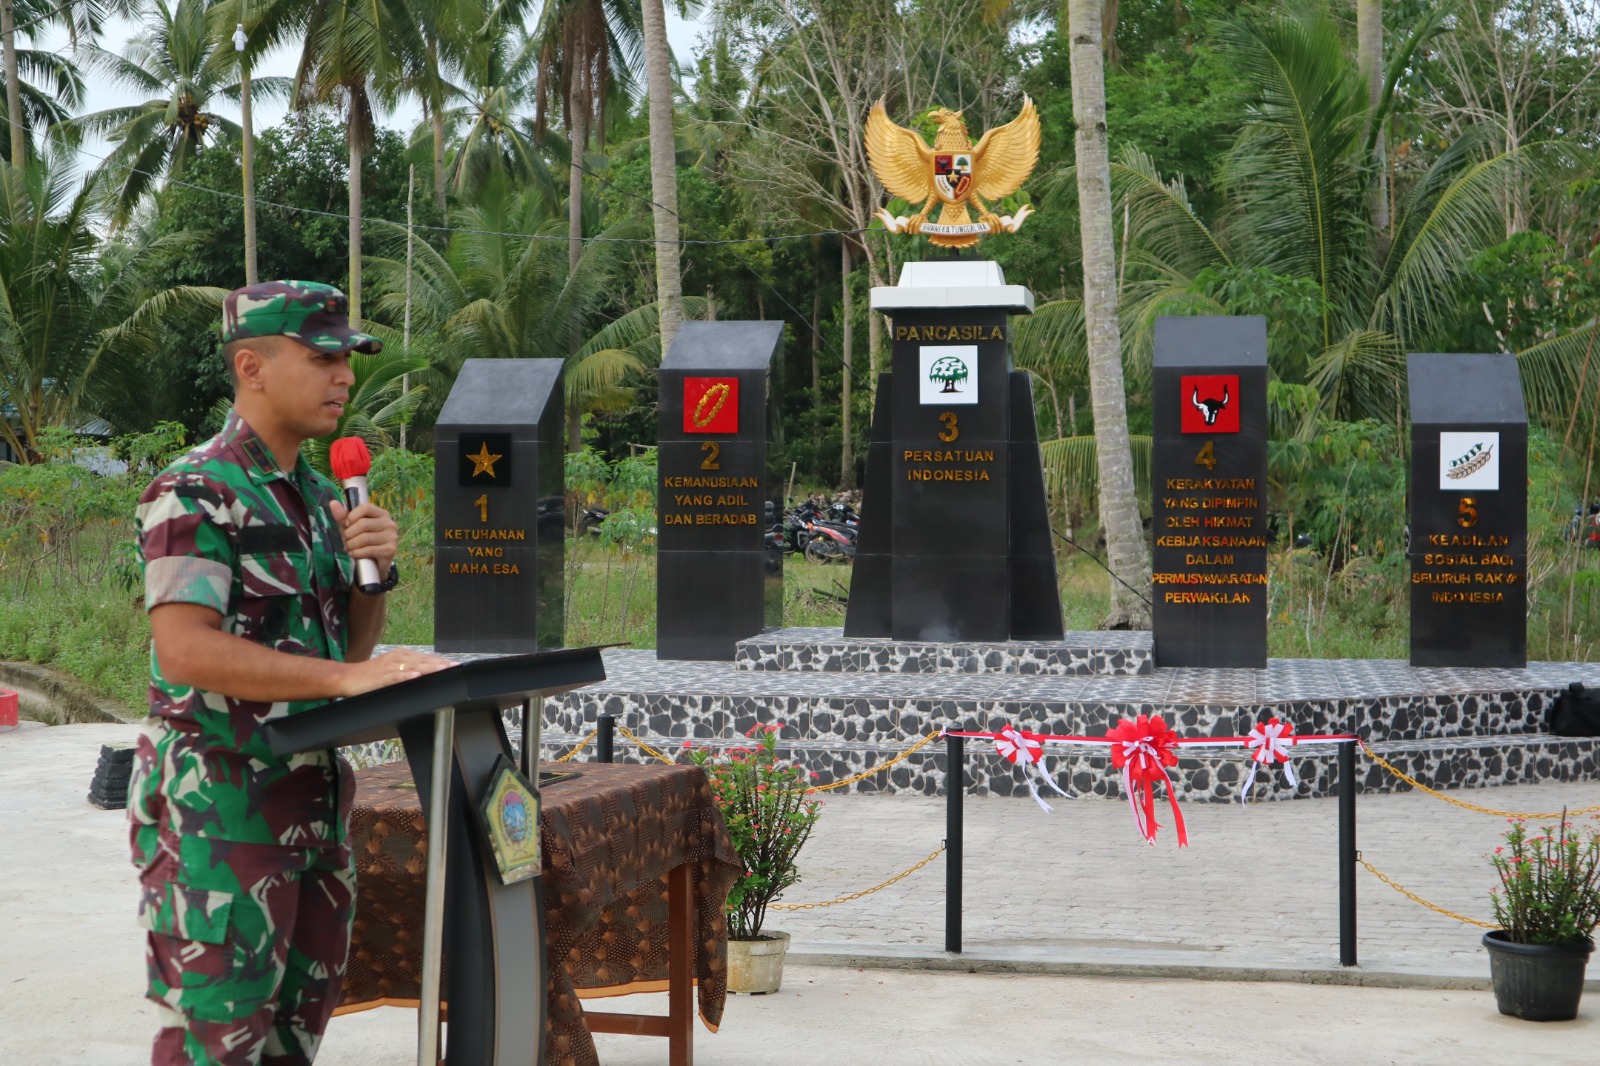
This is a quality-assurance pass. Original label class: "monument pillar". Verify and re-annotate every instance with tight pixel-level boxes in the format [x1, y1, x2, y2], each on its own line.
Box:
[656, 321, 783, 660]
[844, 260, 1063, 642]
[1150, 316, 1269, 668]
[1407, 352, 1527, 668]
[433, 358, 566, 653]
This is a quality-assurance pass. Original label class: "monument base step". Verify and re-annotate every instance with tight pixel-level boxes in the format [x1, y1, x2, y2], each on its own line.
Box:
[532, 728, 1600, 804]
[734, 626, 1153, 676]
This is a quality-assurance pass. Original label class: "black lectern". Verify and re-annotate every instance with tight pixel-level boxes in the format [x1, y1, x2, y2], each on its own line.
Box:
[264, 647, 607, 1066]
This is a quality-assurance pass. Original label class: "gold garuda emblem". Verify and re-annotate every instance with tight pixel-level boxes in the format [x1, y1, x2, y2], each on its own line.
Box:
[865, 96, 1040, 249]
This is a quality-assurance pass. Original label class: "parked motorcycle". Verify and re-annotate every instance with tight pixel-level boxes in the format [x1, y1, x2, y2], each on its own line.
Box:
[802, 520, 857, 563]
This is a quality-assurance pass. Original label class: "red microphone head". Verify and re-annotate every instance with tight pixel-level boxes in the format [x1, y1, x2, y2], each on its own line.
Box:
[329, 436, 373, 480]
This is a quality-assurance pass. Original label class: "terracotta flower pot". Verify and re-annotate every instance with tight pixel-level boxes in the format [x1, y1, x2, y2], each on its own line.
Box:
[1482, 930, 1595, 1021]
[727, 931, 790, 994]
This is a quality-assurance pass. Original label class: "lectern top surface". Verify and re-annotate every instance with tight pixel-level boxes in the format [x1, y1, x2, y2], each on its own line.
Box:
[1407, 352, 1527, 425]
[262, 645, 606, 755]
[436, 358, 563, 427]
[661, 320, 783, 370]
[1152, 315, 1268, 367]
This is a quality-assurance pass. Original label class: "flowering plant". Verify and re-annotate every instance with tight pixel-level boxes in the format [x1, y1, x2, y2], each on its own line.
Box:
[685, 724, 822, 939]
[1489, 812, 1600, 945]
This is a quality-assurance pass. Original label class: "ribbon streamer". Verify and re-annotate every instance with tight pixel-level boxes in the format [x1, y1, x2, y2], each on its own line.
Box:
[1106, 715, 1187, 846]
[995, 725, 1074, 812]
[1241, 716, 1299, 805]
[944, 721, 1357, 845]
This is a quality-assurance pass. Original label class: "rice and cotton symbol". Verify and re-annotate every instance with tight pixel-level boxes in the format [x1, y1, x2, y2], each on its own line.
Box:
[1446, 439, 1494, 480]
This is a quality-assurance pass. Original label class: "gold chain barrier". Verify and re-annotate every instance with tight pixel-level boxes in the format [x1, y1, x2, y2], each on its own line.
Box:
[552, 729, 597, 763]
[811, 732, 942, 792]
[770, 844, 947, 910]
[1360, 741, 1600, 820]
[1358, 856, 1498, 929]
[615, 724, 679, 765]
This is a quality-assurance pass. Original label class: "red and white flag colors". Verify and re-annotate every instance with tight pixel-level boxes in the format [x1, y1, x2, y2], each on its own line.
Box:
[945, 718, 1357, 844]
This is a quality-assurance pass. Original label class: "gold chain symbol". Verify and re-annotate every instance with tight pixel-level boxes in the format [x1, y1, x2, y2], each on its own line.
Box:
[691, 382, 731, 428]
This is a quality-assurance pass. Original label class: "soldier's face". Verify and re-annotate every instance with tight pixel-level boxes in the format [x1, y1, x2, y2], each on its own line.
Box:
[242, 337, 356, 440]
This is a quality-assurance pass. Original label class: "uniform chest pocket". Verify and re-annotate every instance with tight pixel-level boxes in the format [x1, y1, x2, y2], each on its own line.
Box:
[235, 527, 309, 642]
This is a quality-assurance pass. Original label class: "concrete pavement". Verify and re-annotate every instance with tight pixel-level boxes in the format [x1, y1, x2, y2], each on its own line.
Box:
[5, 721, 1600, 1065]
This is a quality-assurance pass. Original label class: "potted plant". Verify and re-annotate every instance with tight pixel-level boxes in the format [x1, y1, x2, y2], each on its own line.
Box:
[686, 724, 822, 994]
[1484, 811, 1600, 1020]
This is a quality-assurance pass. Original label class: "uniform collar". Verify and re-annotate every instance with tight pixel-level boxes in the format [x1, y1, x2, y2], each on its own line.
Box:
[222, 409, 316, 486]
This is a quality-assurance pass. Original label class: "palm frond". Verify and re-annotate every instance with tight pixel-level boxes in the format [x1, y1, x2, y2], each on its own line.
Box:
[1307, 329, 1404, 423]
[1042, 434, 1152, 505]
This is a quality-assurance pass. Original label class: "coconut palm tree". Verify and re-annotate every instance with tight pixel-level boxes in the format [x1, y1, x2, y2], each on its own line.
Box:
[1067, 0, 1150, 627]
[364, 172, 703, 448]
[531, 0, 643, 273]
[54, 0, 290, 230]
[639, 0, 686, 353]
[0, 152, 224, 457]
[1109, 8, 1580, 425]
[211, 0, 423, 321]
[438, 8, 554, 200]
[0, 0, 93, 166]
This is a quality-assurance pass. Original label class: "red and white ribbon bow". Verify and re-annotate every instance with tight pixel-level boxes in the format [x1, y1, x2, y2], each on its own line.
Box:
[994, 724, 1073, 811]
[1106, 714, 1188, 846]
[1241, 717, 1299, 804]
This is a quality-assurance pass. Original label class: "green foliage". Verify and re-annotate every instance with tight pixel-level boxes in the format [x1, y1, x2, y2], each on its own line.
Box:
[684, 724, 822, 939]
[1269, 418, 1405, 558]
[0, 423, 194, 711]
[1458, 232, 1600, 354]
[1188, 266, 1325, 384]
[365, 447, 436, 645]
[1490, 815, 1600, 946]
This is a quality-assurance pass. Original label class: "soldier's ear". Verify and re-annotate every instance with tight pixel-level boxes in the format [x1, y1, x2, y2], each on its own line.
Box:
[230, 338, 277, 391]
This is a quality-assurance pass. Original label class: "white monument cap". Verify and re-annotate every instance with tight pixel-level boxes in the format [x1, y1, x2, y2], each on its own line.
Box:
[870, 259, 1034, 314]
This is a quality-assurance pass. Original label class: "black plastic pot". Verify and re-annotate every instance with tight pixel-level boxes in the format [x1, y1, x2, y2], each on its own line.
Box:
[1482, 930, 1594, 1021]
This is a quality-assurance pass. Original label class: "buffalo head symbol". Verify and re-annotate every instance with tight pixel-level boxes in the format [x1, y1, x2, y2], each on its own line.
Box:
[1192, 384, 1230, 426]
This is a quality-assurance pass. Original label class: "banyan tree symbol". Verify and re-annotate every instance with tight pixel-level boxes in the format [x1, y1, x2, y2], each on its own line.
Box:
[928, 355, 970, 393]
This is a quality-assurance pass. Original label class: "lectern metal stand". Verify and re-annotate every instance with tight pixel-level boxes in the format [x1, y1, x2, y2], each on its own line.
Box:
[264, 647, 606, 1066]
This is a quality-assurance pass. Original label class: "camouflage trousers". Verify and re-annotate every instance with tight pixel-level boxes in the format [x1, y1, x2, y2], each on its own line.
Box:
[137, 833, 356, 1066]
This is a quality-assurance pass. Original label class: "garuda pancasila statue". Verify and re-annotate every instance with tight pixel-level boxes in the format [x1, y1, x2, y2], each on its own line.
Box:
[865, 96, 1040, 249]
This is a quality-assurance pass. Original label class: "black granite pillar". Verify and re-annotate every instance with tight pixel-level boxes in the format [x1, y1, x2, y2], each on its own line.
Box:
[844, 261, 1063, 642]
[656, 321, 783, 660]
[433, 359, 566, 653]
[1407, 353, 1527, 668]
[1151, 316, 1269, 668]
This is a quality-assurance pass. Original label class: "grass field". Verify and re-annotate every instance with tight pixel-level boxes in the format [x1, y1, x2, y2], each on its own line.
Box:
[4, 521, 1596, 714]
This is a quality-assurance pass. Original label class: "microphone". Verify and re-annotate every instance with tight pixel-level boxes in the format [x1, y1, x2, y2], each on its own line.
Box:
[329, 436, 384, 594]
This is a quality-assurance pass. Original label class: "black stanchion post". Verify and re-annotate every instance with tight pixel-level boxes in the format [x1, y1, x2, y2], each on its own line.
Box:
[598, 713, 615, 764]
[946, 733, 964, 954]
[520, 700, 535, 779]
[1339, 740, 1358, 966]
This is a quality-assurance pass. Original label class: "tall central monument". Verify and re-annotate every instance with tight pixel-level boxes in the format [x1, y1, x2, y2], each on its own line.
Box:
[843, 262, 1063, 642]
[844, 95, 1061, 642]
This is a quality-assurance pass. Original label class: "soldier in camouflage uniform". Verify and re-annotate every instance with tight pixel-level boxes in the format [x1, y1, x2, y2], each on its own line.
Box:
[129, 280, 451, 1066]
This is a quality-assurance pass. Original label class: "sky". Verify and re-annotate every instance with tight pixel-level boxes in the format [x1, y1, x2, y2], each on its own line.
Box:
[33, 8, 711, 176]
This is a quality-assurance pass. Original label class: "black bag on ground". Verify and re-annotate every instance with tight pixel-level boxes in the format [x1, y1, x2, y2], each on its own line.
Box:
[1548, 682, 1600, 737]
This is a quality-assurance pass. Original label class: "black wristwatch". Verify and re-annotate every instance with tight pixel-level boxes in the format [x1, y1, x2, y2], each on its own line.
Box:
[357, 562, 400, 595]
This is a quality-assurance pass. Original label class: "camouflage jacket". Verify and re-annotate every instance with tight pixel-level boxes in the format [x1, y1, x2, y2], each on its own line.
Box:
[130, 410, 355, 856]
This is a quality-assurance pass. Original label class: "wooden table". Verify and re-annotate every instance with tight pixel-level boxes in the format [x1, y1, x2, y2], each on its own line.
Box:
[336, 761, 741, 1066]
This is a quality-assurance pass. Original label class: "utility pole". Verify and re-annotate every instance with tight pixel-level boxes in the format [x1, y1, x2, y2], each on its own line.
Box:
[235, 10, 258, 284]
[401, 165, 414, 452]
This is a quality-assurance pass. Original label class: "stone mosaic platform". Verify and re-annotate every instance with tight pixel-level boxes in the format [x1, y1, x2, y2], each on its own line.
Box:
[367, 645, 1600, 804]
[523, 650, 1600, 804]
[733, 626, 1153, 676]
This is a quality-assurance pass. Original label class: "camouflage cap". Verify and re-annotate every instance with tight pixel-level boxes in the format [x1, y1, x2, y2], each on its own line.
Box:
[221, 280, 383, 354]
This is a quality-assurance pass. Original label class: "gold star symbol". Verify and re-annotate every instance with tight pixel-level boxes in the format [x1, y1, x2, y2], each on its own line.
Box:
[467, 441, 502, 478]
